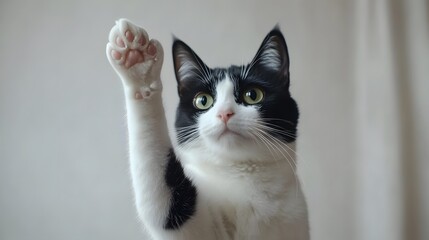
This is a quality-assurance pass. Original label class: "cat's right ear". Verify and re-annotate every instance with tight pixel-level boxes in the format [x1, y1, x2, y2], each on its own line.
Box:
[172, 39, 209, 87]
[251, 27, 290, 79]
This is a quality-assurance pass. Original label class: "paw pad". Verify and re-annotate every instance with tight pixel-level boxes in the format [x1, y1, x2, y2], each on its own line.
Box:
[107, 19, 159, 69]
[106, 19, 164, 98]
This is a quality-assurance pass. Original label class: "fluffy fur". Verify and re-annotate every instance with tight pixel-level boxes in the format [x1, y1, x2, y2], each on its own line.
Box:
[106, 19, 309, 240]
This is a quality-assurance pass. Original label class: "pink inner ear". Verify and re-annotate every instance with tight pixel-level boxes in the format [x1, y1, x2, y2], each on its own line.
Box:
[258, 43, 282, 70]
[173, 40, 210, 84]
[250, 29, 290, 75]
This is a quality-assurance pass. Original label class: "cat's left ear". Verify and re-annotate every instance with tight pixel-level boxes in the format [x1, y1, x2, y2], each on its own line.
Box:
[172, 39, 209, 86]
[251, 26, 290, 78]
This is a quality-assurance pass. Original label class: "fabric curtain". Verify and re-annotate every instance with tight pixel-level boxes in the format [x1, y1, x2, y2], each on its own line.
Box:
[354, 0, 428, 239]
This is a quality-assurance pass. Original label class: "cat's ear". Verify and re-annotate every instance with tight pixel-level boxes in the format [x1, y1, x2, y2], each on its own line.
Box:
[172, 39, 209, 85]
[251, 26, 290, 78]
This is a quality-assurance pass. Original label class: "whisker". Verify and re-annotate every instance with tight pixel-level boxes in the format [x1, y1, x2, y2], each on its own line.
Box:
[255, 124, 298, 140]
[175, 125, 200, 148]
[250, 119, 298, 139]
[250, 126, 299, 194]
[259, 118, 296, 126]
[249, 130, 280, 160]
[254, 124, 302, 159]
[253, 125, 301, 198]
[253, 127, 298, 168]
[190, 52, 213, 85]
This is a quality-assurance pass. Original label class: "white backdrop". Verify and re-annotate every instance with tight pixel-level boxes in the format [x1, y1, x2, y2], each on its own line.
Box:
[0, 0, 427, 240]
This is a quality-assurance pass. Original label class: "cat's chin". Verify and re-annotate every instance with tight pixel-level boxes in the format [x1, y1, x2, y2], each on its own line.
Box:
[217, 128, 244, 140]
[202, 133, 262, 159]
[211, 125, 247, 142]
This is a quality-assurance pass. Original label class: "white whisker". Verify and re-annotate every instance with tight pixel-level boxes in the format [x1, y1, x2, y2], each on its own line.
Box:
[176, 125, 200, 150]
[245, 119, 304, 199]
[252, 127, 298, 176]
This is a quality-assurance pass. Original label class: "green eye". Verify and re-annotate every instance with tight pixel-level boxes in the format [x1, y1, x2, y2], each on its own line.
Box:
[243, 87, 264, 104]
[193, 92, 214, 110]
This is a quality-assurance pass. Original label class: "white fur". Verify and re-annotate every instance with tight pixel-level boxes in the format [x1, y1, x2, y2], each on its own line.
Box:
[107, 19, 309, 240]
[258, 37, 282, 70]
[176, 77, 309, 239]
[176, 52, 201, 81]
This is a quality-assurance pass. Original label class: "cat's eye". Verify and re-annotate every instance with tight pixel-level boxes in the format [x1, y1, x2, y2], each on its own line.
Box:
[193, 92, 214, 110]
[243, 88, 264, 105]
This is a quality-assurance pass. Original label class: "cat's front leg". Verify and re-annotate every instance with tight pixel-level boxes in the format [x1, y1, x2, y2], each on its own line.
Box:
[106, 19, 196, 239]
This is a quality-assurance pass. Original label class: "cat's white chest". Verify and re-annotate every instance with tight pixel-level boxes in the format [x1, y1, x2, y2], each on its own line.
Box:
[205, 201, 296, 240]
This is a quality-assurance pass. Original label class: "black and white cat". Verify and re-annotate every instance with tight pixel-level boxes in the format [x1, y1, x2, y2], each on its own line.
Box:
[106, 19, 309, 240]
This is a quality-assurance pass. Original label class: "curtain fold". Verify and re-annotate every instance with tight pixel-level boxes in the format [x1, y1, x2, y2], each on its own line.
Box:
[354, 1, 428, 239]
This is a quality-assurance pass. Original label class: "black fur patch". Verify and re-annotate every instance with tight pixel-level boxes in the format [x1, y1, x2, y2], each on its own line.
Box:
[164, 149, 197, 230]
[228, 64, 299, 143]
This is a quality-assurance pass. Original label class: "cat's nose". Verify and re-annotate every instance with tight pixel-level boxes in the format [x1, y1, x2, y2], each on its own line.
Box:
[218, 111, 234, 123]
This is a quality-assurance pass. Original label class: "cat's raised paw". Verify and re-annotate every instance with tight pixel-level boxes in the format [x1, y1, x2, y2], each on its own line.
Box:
[106, 19, 163, 98]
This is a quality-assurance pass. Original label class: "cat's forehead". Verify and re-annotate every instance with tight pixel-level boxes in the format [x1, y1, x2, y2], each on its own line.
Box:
[215, 76, 235, 98]
[211, 68, 227, 80]
[196, 68, 226, 89]
[210, 66, 243, 86]
[204, 68, 235, 91]
[209, 67, 246, 95]
[207, 65, 264, 95]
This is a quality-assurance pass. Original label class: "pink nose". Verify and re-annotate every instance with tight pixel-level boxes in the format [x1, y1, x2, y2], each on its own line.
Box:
[218, 111, 234, 123]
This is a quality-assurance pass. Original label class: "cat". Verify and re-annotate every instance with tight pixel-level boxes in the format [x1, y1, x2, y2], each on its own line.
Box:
[106, 18, 309, 240]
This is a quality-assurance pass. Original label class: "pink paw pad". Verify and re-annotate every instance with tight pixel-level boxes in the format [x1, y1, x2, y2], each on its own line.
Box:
[112, 50, 121, 60]
[125, 50, 144, 68]
[116, 37, 125, 48]
[125, 30, 134, 42]
[135, 92, 143, 99]
[138, 36, 146, 46]
[147, 42, 157, 56]
[110, 30, 157, 69]
[134, 89, 152, 100]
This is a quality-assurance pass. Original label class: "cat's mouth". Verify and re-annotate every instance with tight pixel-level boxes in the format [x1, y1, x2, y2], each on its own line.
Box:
[217, 127, 243, 140]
